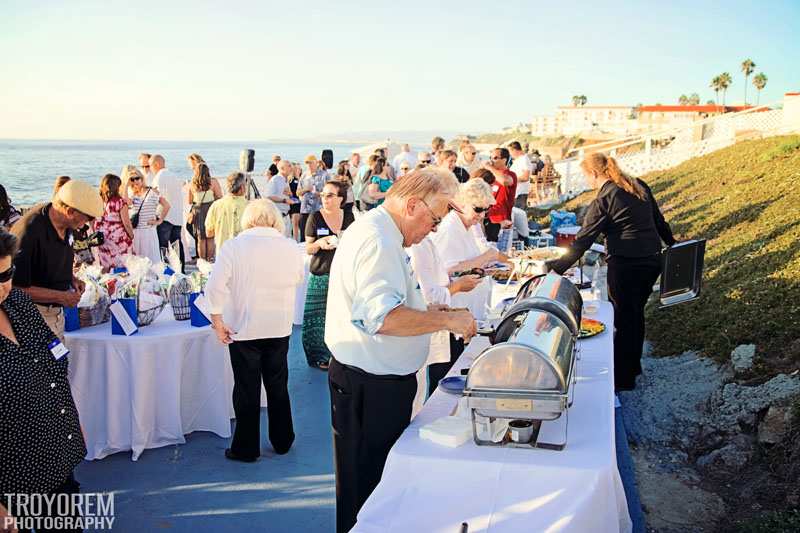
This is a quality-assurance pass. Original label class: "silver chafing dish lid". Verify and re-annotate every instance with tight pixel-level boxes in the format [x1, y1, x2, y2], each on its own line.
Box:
[513, 272, 583, 336]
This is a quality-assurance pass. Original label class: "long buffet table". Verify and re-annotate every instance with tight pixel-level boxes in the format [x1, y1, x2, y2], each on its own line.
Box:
[353, 301, 632, 533]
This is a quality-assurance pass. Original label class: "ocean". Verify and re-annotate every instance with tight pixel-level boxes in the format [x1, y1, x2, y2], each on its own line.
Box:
[0, 139, 369, 207]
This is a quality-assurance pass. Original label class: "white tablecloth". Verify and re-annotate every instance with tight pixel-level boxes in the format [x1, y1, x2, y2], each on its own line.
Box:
[66, 307, 238, 461]
[353, 301, 631, 533]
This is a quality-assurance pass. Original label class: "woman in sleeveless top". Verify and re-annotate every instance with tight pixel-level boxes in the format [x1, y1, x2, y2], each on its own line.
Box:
[123, 165, 170, 264]
[94, 173, 133, 271]
[187, 163, 222, 261]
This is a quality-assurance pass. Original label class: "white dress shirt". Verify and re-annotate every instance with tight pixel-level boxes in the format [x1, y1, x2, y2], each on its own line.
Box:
[391, 151, 417, 173]
[205, 227, 304, 341]
[471, 222, 497, 254]
[325, 207, 430, 376]
[431, 212, 492, 320]
[511, 154, 533, 196]
[151, 168, 186, 226]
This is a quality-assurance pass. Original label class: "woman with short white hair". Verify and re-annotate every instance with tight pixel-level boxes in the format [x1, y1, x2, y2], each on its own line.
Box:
[205, 199, 305, 462]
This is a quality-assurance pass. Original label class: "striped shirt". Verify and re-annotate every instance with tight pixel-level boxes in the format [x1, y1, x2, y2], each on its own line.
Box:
[130, 188, 161, 227]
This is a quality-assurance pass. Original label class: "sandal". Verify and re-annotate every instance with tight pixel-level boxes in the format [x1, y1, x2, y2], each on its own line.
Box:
[310, 360, 330, 371]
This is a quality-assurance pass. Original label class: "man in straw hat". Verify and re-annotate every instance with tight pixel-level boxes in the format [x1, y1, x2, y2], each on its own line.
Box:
[11, 179, 104, 338]
[325, 166, 476, 532]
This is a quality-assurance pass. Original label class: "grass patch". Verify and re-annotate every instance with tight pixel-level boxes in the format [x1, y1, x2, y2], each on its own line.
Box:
[731, 510, 800, 533]
[542, 135, 800, 365]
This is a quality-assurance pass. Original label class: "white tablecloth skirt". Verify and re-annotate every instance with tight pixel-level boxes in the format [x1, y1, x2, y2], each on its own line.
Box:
[66, 307, 265, 461]
[353, 301, 631, 533]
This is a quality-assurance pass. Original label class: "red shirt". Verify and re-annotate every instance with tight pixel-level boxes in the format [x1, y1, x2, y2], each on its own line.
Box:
[487, 168, 517, 223]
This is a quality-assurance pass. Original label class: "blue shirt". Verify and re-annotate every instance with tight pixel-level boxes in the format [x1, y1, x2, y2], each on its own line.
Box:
[325, 207, 430, 375]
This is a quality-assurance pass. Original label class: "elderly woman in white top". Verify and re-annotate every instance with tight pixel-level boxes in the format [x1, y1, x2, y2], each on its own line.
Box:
[407, 228, 483, 409]
[205, 199, 304, 462]
[430, 178, 504, 320]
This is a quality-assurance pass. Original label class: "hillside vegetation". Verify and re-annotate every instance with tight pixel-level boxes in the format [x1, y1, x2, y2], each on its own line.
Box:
[535, 135, 800, 369]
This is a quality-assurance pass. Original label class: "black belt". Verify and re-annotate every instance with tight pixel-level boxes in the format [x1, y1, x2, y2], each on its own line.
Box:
[333, 359, 416, 381]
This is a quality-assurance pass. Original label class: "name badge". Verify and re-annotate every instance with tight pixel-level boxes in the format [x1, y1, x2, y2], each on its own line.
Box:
[492, 185, 500, 193]
[48, 339, 70, 360]
[316, 228, 331, 236]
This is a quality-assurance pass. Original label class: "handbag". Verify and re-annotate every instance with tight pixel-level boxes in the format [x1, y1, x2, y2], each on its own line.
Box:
[130, 188, 150, 229]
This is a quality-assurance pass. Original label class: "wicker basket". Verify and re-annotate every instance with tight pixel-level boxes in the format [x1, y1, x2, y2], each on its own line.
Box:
[135, 280, 167, 327]
[78, 295, 111, 328]
[169, 278, 192, 321]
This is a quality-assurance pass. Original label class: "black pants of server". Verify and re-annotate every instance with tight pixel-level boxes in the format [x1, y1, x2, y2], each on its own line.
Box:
[427, 334, 465, 397]
[328, 358, 417, 533]
[484, 218, 501, 242]
[606, 254, 661, 391]
[229, 336, 294, 458]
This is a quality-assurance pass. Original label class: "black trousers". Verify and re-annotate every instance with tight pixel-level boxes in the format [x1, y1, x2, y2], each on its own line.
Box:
[156, 221, 185, 272]
[228, 336, 294, 458]
[8, 472, 82, 533]
[299, 213, 310, 242]
[484, 218, 501, 242]
[427, 334, 465, 397]
[606, 255, 662, 390]
[328, 358, 417, 533]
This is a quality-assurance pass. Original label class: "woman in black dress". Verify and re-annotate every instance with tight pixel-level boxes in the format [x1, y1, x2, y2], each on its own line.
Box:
[548, 153, 676, 391]
[288, 163, 302, 241]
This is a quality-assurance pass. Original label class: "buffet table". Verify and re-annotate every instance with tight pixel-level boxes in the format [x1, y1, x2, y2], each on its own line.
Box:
[66, 308, 238, 461]
[353, 301, 632, 533]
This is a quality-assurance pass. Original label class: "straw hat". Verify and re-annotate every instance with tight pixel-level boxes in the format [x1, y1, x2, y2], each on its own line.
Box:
[304, 154, 318, 164]
[57, 180, 104, 219]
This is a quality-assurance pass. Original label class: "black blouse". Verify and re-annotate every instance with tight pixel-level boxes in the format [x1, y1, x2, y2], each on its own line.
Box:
[305, 209, 355, 276]
[550, 179, 676, 274]
[0, 288, 86, 495]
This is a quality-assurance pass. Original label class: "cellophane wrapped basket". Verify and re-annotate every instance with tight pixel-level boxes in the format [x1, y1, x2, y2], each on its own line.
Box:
[76, 265, 111, 327]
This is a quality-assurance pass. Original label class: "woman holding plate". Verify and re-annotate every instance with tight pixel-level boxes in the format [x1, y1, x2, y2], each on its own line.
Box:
[302, 181, 354, 370]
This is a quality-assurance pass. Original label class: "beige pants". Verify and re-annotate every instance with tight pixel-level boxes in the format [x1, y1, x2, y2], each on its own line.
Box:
[36, 304, 65, 341]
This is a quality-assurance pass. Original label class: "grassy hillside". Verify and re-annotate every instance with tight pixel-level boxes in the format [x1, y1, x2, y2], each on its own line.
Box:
[535, 136, 800, 368]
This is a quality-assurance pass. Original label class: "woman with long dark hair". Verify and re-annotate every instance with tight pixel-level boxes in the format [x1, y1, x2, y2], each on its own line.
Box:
[187, 163, 222, 261]
[0, 184, 21, 230]
[547, 152, 676, 391]
[94, 174, 134, 271]
[332, 160, 355, 216]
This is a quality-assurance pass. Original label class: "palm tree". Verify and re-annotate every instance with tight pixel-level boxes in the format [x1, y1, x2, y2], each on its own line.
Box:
[579, 95, 588, 106]
[741, 59, 756, 105]
[753, 73, 768, 105]
[710, 76, 722, 105]
[678, 94, 689, 105]
[719, 72, 733, 106]
[572, 95, 581, 107]
[706, 100, 716, 105]
[689, 93, 700, 105]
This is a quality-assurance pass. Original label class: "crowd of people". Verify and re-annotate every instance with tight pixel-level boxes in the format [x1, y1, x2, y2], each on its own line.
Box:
[0, 136, 673, 533]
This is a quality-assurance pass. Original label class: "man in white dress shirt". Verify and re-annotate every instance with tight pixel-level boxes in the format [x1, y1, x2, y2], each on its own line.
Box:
[325, 166, 476, 533]
[150, 154, 186, 270]
[391, 143, 417, 173]
[509, 141, 533, 208]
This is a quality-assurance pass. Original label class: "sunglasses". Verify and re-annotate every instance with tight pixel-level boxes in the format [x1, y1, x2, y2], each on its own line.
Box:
[466, 152, 476, 155]
[0, 264, 15, 283]
[130, 176, 142, 182]
[420, 160, 431, 164]
[472, 206, 489, 213]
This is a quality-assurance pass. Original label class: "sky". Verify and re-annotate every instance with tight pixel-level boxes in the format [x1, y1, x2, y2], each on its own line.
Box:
[1, 0, 798, 141]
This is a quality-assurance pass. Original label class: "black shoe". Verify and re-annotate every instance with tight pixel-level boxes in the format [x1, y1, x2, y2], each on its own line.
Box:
[225, 448, 257, 462]
[309, 360, 330, 371]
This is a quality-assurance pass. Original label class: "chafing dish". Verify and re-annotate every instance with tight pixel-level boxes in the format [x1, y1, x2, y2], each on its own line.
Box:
[464, 308, 576, 450]
[511, 272, 583, 337]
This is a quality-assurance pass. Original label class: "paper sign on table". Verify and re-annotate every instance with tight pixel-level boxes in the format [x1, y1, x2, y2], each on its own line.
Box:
[189, 293, 212, 327]
[110, 300, 138, 336]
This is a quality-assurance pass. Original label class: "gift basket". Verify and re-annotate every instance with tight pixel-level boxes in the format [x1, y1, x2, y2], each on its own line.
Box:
[113, 255, 168, 326]
[164, 242, 191, 320]
[75, 264, 111, 327]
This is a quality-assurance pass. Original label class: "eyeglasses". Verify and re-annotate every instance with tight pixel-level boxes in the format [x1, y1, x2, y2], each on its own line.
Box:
[320, 193, 338, 199]
[142, 165, 150, 169]
[472, 206, 489, 213]
[0, 264, 15, 283]
[418, 198, 443, 227]
[466, 152, 477, 155]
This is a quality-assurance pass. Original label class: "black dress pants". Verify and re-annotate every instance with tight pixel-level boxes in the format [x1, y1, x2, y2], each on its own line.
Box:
[328, 358, 417, 533]
[605, 254, 662, 390]
[484, 218, 501, 242]
[228, 336, 294, 458]
[299, 213, 310, 242]
[427, 334, 465, 397]
[156, 221, 185, 272]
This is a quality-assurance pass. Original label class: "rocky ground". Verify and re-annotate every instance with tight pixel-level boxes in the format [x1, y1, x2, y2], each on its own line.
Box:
[618, 344, 800, 532]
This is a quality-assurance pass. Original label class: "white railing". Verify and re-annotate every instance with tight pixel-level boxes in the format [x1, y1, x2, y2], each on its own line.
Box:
[554, 104, 786, 197]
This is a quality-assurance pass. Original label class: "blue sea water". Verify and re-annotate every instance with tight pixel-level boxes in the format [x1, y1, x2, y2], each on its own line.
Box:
[0, 139, 365, 206]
